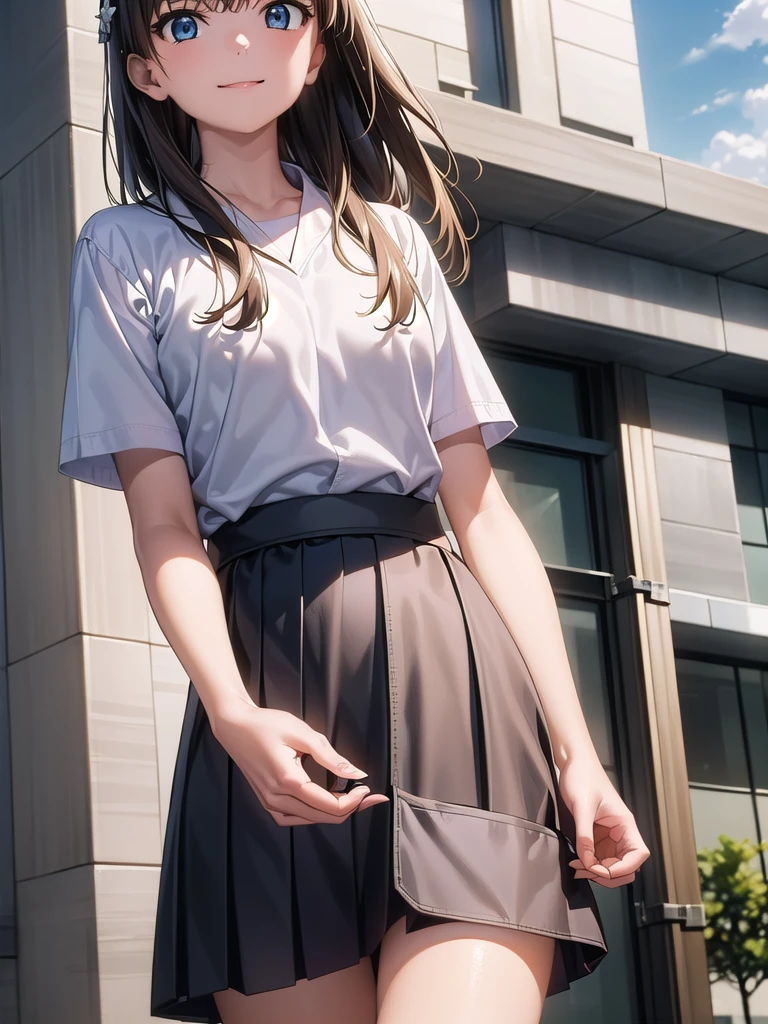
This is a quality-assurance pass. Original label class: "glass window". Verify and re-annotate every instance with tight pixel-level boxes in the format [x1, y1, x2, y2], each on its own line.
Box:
[463, 0, 509, 109]
[689, 788, 761, 864]
[676, 659, 749, 788]
[731, 448, 767, 545]
[745, 545, 768, 607]
[741, 668, 768, 790]
[557, 599, 614, 769]
[725, 400, 755, 448]
[544, 602, 638, 1024]
[542, 882, 639, 1023]
[754, 406, 768, 449]
[485, 354, 586, 437]
[677, 657, 768, 883]
[726, 399, 768, 605]
[480, 348, 642, 1018]
[491, 445, 595, 569]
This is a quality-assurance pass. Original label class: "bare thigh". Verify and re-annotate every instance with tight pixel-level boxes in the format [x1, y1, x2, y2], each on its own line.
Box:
[376, 917, 555, 1024]
[213, 957, 377, 1024]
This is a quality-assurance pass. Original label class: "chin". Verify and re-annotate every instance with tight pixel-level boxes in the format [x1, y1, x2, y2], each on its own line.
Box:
[200, 110, 275, 135]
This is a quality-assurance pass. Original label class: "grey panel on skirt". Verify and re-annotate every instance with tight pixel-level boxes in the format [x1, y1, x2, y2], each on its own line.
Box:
[149, 493, 608, 1022]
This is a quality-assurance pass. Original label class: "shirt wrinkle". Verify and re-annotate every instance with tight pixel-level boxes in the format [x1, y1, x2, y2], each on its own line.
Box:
[59, 161, 518, 537]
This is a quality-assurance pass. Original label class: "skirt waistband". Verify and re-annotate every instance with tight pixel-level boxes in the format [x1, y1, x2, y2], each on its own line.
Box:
[207, 492, 447, 573]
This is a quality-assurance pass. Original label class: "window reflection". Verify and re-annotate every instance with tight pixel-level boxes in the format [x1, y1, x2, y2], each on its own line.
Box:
[557, 599, 614, 769]
[491, 444, 595, 570]
[677, 660, 749, 788]
[545, 601, 636, 1024]
[677, 657, 768, 879]
[463, 0, 509, 108]
[726, 399, 768, 605]
[484, 354, 586, 437]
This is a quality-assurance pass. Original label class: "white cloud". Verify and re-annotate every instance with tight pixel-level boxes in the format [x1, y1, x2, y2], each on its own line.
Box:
[714, 0, 768, 50]
[689, 90, 740, 117]
[702, 85, 768, 182]
[684, 0, 768, 61]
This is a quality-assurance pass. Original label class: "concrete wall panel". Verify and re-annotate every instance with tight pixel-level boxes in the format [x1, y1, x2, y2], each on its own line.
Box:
[654, 448, 740, 533]
[366, 0, 468, 49]
[645, 375, 731, 461]
[0, 127, 81, 664]
[551, 0, 638, 63]
[8, 638, 91, 883]
[16, 866, 100, 1024]
[555, 39, 648, 146]
[474, 224, 726, 354]
[379, 26, 439, 93]
[94, 865, 159, 1024]
[661, 521, 749, 601]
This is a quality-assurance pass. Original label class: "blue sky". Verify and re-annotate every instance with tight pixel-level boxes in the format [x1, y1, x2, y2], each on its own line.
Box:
[633, 0, 768, 182]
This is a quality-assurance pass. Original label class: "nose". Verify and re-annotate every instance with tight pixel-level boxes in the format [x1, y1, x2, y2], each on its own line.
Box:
[235, 32, 250, 50]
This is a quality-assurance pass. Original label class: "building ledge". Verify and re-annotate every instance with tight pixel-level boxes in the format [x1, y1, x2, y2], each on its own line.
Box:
[415, 90, 768, 288]
[670, 588, 768, 661]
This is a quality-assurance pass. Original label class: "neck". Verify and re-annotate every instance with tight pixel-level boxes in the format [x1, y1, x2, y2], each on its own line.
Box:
[197, 119, 301, 219]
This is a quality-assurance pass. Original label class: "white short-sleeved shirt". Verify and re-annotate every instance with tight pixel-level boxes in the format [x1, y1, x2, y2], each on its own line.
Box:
[58, 161, 518, 538]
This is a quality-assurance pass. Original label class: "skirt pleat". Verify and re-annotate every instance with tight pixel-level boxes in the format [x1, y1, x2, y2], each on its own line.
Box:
[150, 527, 607, 1023]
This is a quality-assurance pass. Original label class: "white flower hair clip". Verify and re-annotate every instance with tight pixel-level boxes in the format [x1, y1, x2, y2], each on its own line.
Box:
[96, 0, 117, 43]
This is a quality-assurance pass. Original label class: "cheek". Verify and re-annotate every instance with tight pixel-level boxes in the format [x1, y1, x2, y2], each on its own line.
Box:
[265, 31, 315, 82]
[170, 43, 207, 80]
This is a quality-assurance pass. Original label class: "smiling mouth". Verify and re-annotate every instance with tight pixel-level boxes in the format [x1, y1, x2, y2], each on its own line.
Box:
[218, 80, 265, 88]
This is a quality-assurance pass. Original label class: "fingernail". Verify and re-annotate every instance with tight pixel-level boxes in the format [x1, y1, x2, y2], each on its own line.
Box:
[339, 762, 368, 778]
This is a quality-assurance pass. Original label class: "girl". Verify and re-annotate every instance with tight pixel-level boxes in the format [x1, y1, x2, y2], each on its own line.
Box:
[58, 1, 649, 1021]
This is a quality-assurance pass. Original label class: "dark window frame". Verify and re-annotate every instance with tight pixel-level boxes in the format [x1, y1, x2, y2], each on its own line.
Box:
[722, 391, 768, 605]
[463, 0, 517, 111]
[674, 648, 768, 882]
[474, 338, 649, 1020]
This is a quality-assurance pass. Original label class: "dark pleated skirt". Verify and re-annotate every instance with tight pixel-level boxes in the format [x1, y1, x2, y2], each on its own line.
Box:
[150, 492, 608, 1022]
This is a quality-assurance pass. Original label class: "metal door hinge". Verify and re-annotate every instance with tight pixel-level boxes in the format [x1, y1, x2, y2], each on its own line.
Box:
[635, 901, 706, 930]
[613, 575, 670, 606]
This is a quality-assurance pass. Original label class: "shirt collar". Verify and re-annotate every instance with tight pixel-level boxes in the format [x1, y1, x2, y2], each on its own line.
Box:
[277, 161, 334, 273]
[221, 161, 333, 275]
[159, 161, 334, 276]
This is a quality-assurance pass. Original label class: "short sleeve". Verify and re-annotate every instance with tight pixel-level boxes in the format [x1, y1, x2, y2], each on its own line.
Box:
[58, 234, 185, 490]
[412, 220, 518, 449]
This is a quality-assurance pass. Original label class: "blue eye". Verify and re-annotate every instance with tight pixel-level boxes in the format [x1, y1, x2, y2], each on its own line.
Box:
[265, 4, 304, 30]
[159, 14, 201, 43]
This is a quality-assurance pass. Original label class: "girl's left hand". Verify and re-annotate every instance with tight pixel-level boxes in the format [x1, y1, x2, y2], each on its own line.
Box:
[557, 755, 651, 888]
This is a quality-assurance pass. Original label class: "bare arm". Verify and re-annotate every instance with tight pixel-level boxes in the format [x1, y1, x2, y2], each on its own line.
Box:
[114, 448, 254, 725]
[435, 427, 600, 772]
[113, 448, 388, 824]
[436, 428, 651, 883]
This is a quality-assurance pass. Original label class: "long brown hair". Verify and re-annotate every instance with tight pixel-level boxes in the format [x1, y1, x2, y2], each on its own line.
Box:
[102, 0, 479, 330]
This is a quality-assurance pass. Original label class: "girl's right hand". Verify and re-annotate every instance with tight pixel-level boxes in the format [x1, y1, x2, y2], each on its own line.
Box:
[211, 698, 390, 826]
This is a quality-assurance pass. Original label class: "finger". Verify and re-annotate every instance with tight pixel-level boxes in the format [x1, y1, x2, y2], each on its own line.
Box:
[571, 800, 602, 871]
[271, 792, 388, 826]
[357, 794, 390, 811]
[600, 846, 650, 877]
[275, 763, 373, 818]
[295, 728, 369, 782]
[266, 785, 370, 823]
[271, 811, 318, 827]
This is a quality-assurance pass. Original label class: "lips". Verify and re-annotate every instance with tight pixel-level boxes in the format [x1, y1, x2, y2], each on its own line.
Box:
[218, 80, 265, 88]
